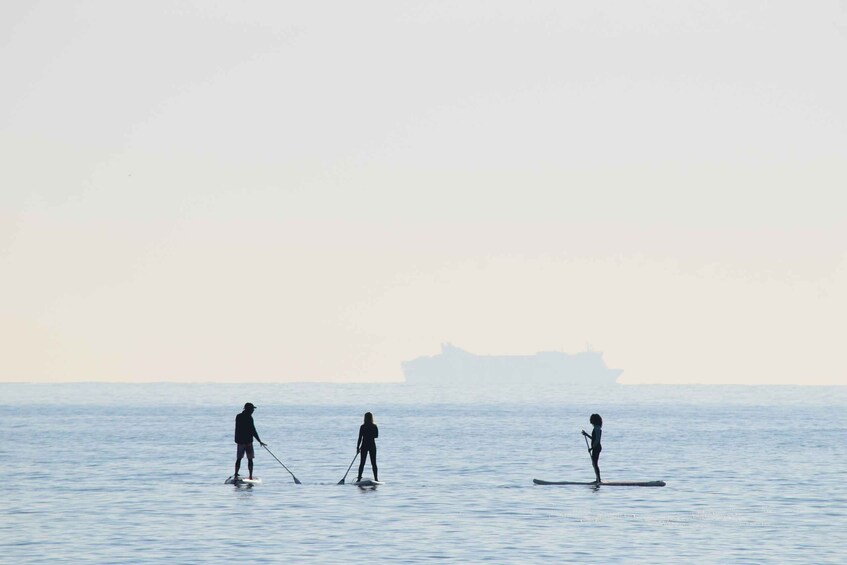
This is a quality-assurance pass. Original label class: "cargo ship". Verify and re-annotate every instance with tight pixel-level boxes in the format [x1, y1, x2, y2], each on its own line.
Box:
[402, 343, 621, 385]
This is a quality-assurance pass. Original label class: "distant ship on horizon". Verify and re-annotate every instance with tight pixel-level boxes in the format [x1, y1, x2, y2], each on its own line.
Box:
[401, 343, 622, 385]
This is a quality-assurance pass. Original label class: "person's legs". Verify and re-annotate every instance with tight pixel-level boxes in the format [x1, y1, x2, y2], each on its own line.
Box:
[369, 447, 378, 481]
[591, 447, 601, 483]
[246, 444, 255, 479]
[235, 444, 246, 476]
[357, 450, 366, 481]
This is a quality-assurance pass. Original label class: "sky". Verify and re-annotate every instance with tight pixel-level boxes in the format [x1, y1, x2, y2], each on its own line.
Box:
[1, 1, 845, 385]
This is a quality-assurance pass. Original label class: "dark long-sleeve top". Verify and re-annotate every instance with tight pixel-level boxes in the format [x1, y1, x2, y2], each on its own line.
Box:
[357, 423, 379, 450]
[234, 412, 262, 444]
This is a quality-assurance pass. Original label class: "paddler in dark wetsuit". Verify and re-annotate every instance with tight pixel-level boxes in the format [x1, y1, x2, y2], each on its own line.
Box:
[356, 411, 379, 482]
[234, 402, 266, 480]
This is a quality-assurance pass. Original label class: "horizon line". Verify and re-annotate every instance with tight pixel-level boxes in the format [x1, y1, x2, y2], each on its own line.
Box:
[0, 380, 843, 387]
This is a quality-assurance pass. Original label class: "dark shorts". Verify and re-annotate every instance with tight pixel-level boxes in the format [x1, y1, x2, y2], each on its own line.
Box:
[236, 443, 255, 460]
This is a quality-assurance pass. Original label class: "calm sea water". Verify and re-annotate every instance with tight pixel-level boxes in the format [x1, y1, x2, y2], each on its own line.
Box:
[1, 383, 845, 564]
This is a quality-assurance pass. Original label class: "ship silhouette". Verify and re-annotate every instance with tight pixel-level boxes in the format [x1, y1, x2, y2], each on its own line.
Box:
[402, 343, 622, 385]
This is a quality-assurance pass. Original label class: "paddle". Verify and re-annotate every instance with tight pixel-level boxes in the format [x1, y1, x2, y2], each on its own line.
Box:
[337, 452, 359, 485]
[262, 444, 302, 484]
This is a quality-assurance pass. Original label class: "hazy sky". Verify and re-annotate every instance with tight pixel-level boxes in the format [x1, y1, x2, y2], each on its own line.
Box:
[2, 1, 845, 384]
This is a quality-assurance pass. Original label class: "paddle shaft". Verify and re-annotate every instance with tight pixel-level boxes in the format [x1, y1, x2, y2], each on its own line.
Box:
[337, 453, 358, 485]
[584, 433, 599, 483]
[262, 444, 302, 484]
[584, 433, 594, 471]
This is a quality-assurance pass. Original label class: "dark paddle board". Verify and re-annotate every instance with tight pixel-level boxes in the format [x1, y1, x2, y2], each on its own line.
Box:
[533, 479, 665, 487]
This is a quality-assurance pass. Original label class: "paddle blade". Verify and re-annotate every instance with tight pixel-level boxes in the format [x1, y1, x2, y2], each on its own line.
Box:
[337, 479, 345, 485]
[293, 476, 302, 485]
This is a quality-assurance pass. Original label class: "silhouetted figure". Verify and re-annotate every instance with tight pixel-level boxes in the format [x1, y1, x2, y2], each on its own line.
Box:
[356, 412, 379, 482]
[582, 413, 603, 484]
[234, 402, 266, 480]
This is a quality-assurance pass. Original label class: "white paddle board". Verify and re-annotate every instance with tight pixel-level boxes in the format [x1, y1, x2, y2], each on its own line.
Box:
[225, 475, 262, 485]
[352, 479, 384, 487]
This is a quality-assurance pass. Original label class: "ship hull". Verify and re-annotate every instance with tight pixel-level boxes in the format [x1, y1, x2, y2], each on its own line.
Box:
[402, 344, 621, 385]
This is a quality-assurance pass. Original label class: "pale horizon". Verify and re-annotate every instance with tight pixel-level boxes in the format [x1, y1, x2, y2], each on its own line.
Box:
[2, 1, 845, 385]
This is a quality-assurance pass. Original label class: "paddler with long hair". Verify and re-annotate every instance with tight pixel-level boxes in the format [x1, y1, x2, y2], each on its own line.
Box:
[356, 412, 379, 483]
[582, 413, 603, 484]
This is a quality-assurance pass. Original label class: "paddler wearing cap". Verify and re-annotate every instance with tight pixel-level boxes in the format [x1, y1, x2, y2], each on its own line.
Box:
[234, 402, 267, 480]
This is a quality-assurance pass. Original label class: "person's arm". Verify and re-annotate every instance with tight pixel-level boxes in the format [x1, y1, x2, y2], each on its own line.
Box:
[356, 426, 363, 453]
[374, 424, 378, 439]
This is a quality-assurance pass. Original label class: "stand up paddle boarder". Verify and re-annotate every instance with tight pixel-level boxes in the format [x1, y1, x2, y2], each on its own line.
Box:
[356, 412, 379, 483]
[581, 413, 603, 484]
[234, 402, 266, 480]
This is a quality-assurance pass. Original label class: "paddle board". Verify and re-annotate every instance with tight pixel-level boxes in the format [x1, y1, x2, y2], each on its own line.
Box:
[352, 479, 384, 487]
[225, 475, 262, 485]
[533, 479, 665, 487]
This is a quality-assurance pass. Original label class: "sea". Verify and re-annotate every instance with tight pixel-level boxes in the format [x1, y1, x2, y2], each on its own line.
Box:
[1, 382, 845, 564]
